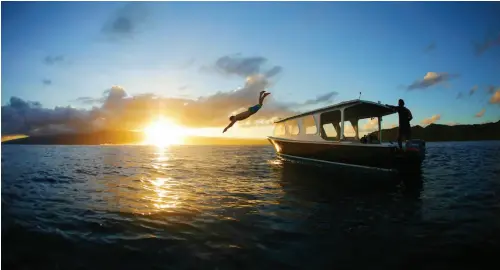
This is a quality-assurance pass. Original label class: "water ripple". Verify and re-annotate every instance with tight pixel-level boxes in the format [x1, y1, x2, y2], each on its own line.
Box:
[2, 142, 500, 269]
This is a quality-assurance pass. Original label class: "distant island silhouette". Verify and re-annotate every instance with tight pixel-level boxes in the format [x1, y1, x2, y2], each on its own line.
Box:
[2, 120, 499, 145]
[1, 130, 269, 146]
[369, 120, 500, 142]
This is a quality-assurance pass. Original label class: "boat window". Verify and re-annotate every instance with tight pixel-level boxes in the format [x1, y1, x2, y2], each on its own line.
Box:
[303, 115, 317, 135]
[341, 121, 356, 139]
[286, 120, 300, 135]
[273, 123, 286, 136]
[320, 110, 341, 141]
[322, 124, 338, 140]
[358, 118, 379, 138]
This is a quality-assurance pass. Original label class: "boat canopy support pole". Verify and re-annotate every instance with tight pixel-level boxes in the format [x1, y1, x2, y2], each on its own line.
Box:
[378, 116, 382, 142]
[340, 108, 345, 140]
[350, 119, 359, 140]
[313, 114, 320, 136]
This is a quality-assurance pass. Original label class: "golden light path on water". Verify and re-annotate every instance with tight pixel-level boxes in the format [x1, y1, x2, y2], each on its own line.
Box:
[138, 117, 186, 213]
[90, 136, 287, 220]
[141, 145, 181, 212]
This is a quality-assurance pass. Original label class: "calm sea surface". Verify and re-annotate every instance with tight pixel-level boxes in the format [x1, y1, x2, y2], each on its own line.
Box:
[2, 141, 500, 270]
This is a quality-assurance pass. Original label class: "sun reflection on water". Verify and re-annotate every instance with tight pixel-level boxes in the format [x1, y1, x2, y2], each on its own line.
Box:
[141, 177, 181, 212]
[140, 147, 182, 213]
[152, 177, 166, 187]
[154, 146, 170, 162]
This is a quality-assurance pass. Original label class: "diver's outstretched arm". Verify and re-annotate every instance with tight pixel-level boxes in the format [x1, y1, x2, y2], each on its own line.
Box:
[223, 121, 235, 133]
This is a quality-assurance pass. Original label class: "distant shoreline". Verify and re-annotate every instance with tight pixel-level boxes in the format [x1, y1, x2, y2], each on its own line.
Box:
[1, 131, 270, 146]
[2, 121, 499, 146]
[370, 121, 500, 143]
[381, 139, 500, 143]
[0, 142, 271, 146]
[3, 140, 500, 147]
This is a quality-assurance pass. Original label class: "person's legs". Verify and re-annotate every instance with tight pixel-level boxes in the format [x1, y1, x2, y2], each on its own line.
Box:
[259, 92, 271, 105]
[406, 128, 412, 140]
[258, 91, 265, 104]
[398, 127, 410, 149]
[397, 128, 403, 149]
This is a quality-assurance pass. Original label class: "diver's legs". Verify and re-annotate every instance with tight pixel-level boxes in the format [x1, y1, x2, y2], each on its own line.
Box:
[259, 92, 271, 105]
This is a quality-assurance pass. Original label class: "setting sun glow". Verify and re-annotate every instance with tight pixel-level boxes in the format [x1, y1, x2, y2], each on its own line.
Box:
[143, 118, 186, 146]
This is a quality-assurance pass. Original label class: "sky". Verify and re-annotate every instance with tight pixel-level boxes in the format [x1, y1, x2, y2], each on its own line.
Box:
[2, 1, 500, 138]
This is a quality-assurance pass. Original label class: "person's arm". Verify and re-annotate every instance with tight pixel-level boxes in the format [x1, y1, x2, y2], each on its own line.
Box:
[385, 104, 397, 111]
[223, 121, 235, 133]
[408, 109, 413, 121]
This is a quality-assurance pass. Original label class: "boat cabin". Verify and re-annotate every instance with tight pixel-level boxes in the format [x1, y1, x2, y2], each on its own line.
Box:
[271, 99, 396, 144]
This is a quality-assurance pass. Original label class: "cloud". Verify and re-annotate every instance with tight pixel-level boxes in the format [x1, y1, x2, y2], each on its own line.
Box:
[456, 92, 463, 99]
[72, 96, 104, 105]
[473, 31, 500, 56]
[475, 108, 485, 118]
[42, 79, 52, 86]
[202, 54, 283, 80]
[101, 3, 148, 41]
[420, 114, 441, 126]
[469, 85, 478, 96]
[361, 118, 379, 132]
[179, 74, 336, 128]
[406, 72, 459, 91]
[2, 59, 336, 135]
[487, 85, 497, 94]
[178, 85, 189, 91]
[43, 55, 64, 65]
[424, 42, 436, 53]
[2, 54, 342, 136]
[489, 89, 500, 104]
[4, 83, 334, 136]
[215, 55, 267, 77]
[447, 122, 459, 126]
[1, 97, 100, 135]
[303, 92, 338, 105]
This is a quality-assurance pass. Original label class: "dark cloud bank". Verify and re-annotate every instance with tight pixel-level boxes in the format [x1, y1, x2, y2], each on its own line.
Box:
[2, 55, 338, 136]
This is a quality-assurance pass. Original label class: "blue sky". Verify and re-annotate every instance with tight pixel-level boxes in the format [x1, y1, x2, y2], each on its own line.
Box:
[2, 1, 499, 137]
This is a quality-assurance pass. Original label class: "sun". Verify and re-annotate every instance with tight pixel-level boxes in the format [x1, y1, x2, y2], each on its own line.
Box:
[143, 117, 185, 146]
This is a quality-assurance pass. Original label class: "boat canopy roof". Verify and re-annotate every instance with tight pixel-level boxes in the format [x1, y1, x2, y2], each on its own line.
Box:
[274, 99, 396, 123]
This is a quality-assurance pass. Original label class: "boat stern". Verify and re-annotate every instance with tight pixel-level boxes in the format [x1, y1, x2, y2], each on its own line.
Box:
[392, 139, 426, 171]
[406, 139, 426, 162]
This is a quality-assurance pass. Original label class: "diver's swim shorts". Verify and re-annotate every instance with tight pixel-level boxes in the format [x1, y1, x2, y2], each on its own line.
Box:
[248, 104, 262, 113]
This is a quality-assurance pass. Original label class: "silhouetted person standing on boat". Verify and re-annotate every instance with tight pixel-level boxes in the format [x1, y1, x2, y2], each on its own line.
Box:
[385, 99, 413, 149]
[223, 91, 271, 133]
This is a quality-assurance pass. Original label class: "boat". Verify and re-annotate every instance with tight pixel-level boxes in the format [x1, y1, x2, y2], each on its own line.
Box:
[267, 99, 426, 172]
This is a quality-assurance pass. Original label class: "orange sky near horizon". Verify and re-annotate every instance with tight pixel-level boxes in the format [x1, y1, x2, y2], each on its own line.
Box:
[0, 115, 398, 142]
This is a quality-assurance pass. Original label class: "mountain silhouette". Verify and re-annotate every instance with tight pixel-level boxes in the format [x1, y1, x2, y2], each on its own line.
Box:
[2, 120, 499, 145]
[369, 120, 500, 142]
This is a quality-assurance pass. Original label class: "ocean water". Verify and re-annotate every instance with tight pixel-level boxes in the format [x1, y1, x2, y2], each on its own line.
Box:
[2, 141, 500, 270]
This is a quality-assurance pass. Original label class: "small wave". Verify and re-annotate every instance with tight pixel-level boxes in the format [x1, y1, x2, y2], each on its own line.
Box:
[2, 142, 500, 269]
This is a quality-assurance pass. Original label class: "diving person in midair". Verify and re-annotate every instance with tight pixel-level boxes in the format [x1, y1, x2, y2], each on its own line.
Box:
[385, 99, 413, 149]
[223, 91, 271, 133]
